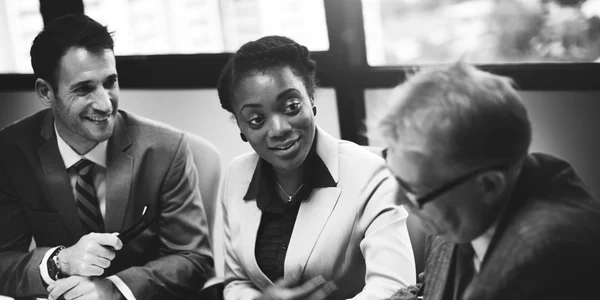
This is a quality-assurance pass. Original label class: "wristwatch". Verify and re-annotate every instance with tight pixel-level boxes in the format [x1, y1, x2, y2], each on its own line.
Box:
[47, 246, 65, 280]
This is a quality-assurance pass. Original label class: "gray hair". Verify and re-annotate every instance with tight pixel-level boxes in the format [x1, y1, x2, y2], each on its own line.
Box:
[375, 61, 531, 167]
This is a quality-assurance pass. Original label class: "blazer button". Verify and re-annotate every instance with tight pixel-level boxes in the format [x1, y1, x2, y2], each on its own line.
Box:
[285, 215, 291, 221]
[282, 244, 287, 250]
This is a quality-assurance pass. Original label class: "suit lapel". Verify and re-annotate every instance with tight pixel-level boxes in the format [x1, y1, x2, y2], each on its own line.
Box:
[313, 127, 339, 184]
[104, 113, 134, 233]
[38, 111, 85, 241]
[284, 127, 341, 278]
[284, 186, 341, 278]
[424, 237, 455, 300]
[239, 189, 273, 288]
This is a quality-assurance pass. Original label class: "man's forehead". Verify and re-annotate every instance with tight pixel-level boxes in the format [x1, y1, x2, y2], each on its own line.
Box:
[386, 138, 457, 182]
[57, 47, 116, 84]
[387, 142, 433, 170]
[386, 131, 434, 160]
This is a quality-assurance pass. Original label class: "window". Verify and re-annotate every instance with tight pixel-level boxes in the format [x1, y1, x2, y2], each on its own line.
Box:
[362, 0, 600, 66]
[84, 0, 329, 55]
[0, 0, 43, 73]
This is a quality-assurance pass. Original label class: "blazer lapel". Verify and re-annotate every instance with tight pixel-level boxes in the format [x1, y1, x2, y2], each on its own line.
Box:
[239, 191, 273, 288]
[314, 127, 339, 184]
[284, 127, 342, 278]
[423, 237, 455, 300]
[284, 186, 341, 278]
[38, 111, 86, 241]
[104, 113, 134, 233]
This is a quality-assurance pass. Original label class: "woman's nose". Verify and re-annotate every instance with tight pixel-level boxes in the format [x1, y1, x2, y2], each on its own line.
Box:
[268, 115, 292, 137]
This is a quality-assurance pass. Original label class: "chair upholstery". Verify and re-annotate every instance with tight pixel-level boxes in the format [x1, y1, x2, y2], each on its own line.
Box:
[185, 133, 222, 242]
[362, 146, 427, 281]
[184, 133, 224, 300]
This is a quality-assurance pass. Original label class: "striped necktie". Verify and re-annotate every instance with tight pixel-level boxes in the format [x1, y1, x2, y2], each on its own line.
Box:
[72, 159, 105, 233]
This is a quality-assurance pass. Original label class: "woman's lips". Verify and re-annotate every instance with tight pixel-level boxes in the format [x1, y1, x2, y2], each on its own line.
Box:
[269, 138, 299, 151]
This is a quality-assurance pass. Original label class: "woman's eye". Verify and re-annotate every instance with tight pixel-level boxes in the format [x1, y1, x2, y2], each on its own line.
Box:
[284, 102, 301, 114]
[249, 117, 264, 126]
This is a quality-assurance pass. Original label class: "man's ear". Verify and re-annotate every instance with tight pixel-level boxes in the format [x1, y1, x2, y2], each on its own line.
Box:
[35, 78, 54, 107]
[479, 172, 506, 205]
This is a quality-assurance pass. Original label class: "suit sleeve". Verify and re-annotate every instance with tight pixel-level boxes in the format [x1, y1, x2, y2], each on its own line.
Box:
[115, 136, 215, 300]
[0, 156, 52, 297]
[351, 166, 417, 300]
[222, 164, 263, 300]
[485, 241, 600, 300]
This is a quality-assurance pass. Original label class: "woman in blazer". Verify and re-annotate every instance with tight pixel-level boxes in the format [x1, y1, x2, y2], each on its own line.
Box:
[216, 35, 416, 300]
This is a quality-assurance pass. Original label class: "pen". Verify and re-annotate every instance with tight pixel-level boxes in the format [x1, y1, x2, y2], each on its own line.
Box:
[118, 205, 156, 244]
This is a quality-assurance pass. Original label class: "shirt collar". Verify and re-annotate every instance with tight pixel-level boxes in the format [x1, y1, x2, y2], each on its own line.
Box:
[243, 130, 336, 210]
[54, 122, 108, 169]
[471, 221, 497, 272]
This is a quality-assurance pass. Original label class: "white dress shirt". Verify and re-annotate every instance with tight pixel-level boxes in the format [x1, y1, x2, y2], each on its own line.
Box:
[38, 123, 136, 300]
[471, 224, 497, 273]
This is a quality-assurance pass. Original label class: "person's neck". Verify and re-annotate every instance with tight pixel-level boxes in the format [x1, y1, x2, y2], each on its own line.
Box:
[55, 123, 97, 155]
[274, 165, 305, 195]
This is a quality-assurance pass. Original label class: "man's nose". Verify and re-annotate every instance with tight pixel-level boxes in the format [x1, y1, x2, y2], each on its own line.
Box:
[92, 87, 112, 112]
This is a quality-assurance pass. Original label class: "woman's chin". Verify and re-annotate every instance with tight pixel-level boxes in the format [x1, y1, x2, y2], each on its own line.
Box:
[273, 159, 302, 173]
[271, 153, 308, 173]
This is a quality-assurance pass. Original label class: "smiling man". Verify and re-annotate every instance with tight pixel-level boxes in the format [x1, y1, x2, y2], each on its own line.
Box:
[0, 14, 213, 300]
[377, 61, 600, 300]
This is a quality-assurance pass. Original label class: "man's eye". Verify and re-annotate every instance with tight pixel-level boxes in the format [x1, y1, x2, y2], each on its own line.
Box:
[395, 177, 418, 194]
[74, 86, 93, 95]
[104, 78, 117, 89]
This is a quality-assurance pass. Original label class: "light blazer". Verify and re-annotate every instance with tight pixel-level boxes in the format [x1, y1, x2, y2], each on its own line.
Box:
[222, 128, 416, 300]
[0, 109, 214, 299]
[421, 153, 600, 300]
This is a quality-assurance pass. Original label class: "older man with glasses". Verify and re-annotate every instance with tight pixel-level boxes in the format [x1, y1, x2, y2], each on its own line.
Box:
[375, 61, 600, 300]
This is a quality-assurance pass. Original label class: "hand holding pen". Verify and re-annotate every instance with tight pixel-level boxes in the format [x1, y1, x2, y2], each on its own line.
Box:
[55, 232, 122, 277]
[54, 205, 151, 277]
[118, 205, 156, 244]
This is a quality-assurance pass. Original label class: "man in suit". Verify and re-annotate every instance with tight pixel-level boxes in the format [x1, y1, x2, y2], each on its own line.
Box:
[376, 61, 600, 300]
[0, 14, 214, 300]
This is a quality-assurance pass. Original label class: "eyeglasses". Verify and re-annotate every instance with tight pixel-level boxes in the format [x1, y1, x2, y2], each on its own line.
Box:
[382, 148, 509, 209]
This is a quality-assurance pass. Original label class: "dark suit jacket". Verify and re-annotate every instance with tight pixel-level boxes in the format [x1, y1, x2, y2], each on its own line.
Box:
[0, 109, 214, 299]
[419, 153, 600, 300]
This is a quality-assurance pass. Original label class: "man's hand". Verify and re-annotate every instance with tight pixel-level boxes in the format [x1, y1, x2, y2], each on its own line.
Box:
[58, 233, 123, 276]
[47, 276, 123, 300]
[258, 272, 337, 300]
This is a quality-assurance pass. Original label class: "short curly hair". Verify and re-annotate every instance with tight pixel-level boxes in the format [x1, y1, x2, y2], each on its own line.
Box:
[217, 35, 317, 114]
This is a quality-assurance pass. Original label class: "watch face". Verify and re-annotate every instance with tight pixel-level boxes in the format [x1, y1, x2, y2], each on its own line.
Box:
[47, 247, 63, 280]
[47, 256, 58, 279]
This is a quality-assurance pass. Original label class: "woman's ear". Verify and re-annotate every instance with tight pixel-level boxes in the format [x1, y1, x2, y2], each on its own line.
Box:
[231, 114, 241, 127]
[35, 78, 54, 107]
[479, 172, 506, 205]
[310, 99, 317, 116]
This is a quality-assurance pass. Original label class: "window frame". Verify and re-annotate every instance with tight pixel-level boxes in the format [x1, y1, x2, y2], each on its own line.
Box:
[1, 0, 599, 145]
